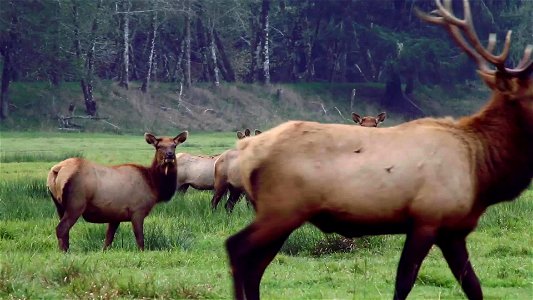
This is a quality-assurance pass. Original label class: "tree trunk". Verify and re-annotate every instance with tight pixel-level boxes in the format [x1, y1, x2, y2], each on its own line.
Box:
[72, 2, 89, 110]
[141, 11, 157, 93]
[381, 65, 423, 118]
[247, 2, 261, 83]
[259, 0, 270, 84]
[183, 0, 192, 88]
[196, 18, 211, 82]
[304, 12, 321, 82]
[84, 0, 102, 116]
[119, 0, 130, 89]
[208, 20, 220, 87]
[0, 0, 17, 120]
[214, 30, 235, 82]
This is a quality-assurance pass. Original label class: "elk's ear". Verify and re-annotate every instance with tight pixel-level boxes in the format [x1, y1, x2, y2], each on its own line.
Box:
[376, 112, 387, 123]
[174, 131, 188, 145]
[237, 131, 245, 139]
[244, 128, 251, 136]
[145, 133, 158, 145]
[254, 129, 262, 135]
[352, 113, 362, 124]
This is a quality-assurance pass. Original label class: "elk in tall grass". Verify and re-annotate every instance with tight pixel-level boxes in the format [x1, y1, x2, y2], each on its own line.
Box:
[225, 0, 533, 299]
[352, 112, 387, 127]
[175, 153, 220, 193]
[211, 129, 261, 212]
[47, 132, 188, 252]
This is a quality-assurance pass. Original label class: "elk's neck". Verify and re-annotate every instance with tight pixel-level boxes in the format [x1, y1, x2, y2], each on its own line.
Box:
[148, 159, 178, 202]
[461, 94, 533, 207]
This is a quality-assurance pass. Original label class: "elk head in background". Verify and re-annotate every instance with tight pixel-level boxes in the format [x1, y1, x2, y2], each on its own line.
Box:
[352, 112, 387, 127]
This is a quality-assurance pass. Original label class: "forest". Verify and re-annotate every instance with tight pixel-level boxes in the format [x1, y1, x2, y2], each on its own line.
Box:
[0, 0, 532, 122]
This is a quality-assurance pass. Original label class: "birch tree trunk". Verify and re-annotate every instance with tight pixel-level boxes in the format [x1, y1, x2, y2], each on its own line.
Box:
[119, 0, 130, 89]
[0, 0, 17, 120]
[183, 0, 192, 88]
[208, 20, 220, 87]
[141, 11, 157, 93]
[259, 0, 270, 85]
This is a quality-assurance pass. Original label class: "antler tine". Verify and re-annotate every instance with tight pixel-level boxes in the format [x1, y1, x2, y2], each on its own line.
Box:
[515, 45, 532, 70]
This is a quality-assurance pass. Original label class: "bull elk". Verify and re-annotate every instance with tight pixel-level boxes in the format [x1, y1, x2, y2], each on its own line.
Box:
[47, 132, 188, 252]
[225, 1, 533, 299]
[211, 129, 261, 212]
[352, 112, 387, 127]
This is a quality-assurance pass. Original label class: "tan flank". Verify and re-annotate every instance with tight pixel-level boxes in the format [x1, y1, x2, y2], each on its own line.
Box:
[352, 111, 387, 127]
[211, 129, 261, 212]
[46, 132, 188, 252]
[175, 152, 220, 192]
[225, 1, 533, 299]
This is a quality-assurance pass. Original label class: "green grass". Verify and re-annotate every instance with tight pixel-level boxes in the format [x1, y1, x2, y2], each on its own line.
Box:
[0, 132, 531, 299]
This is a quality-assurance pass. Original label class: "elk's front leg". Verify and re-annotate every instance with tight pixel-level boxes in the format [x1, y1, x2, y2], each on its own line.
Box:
[393, 227, 436, 300]
[437, 233, 482, 300]
[131, 214, 146, 251]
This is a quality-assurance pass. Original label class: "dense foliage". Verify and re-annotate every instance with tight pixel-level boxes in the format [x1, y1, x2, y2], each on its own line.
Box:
[1, 0, 531, 117]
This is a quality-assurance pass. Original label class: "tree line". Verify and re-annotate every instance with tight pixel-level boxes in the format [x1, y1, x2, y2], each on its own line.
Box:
[1, 0, 531, 118]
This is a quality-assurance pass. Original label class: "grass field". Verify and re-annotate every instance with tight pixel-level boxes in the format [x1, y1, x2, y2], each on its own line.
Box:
[0, 131, 532, 299]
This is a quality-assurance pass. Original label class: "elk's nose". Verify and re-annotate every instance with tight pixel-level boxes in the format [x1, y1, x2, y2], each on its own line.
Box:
[165, 151, 175, 159]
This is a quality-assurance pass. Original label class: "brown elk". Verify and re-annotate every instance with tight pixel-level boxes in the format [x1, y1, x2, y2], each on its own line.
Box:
[175, 153, 220, 193]
[47, 132, 188, 252]
[211, 129, 261, 212]
[225, 1, 533, 299]
[352, 112, 387, 127]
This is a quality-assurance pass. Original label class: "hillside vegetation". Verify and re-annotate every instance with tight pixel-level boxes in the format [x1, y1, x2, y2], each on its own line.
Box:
[0, 81, 488, 134]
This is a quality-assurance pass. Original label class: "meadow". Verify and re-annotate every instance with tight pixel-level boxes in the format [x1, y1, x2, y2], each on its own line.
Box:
[0, 131, 531, 299]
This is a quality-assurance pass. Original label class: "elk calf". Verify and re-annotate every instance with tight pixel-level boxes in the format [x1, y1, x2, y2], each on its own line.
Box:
[225, 1, 533, 299]
[211, 129, 261, 212]
[47, 132, 188, 251]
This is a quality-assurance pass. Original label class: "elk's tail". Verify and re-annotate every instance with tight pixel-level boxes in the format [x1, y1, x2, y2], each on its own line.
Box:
[46, 158, 81, 218]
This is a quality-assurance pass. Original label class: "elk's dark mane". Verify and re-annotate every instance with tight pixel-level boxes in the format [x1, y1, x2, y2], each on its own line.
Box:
[459, 90, 533, 206]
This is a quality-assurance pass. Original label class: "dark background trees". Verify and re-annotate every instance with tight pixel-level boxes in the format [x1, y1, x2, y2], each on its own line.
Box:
[0, 0, 531, 119]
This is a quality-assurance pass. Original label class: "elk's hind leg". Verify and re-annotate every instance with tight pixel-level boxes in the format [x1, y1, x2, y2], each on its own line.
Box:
[437, 232, 482, 300]
[56, 204, 85, 252]
[225, 186, 242, 213]
[103, 222, 120, 250]
[393, 227, 436, 300]
[211, 181, 228, 210]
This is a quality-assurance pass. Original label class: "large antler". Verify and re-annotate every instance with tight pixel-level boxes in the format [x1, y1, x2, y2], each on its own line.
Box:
[415, 0, 532, 77]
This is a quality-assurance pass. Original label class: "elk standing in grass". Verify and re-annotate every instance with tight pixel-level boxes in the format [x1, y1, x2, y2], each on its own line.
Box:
[352, 112, 387, 127]
[211, 129, 261, 212]
[47, 132, 188, 252]
[225, 0, 533, 299]
[175, 153, 220, 193]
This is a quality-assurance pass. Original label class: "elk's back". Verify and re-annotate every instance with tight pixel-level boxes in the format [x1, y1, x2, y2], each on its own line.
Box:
[238, 121, 479, 229]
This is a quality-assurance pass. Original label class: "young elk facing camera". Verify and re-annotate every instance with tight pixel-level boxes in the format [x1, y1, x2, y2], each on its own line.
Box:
[47, 132, 188, 251]
[225, 0, 533, 299]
